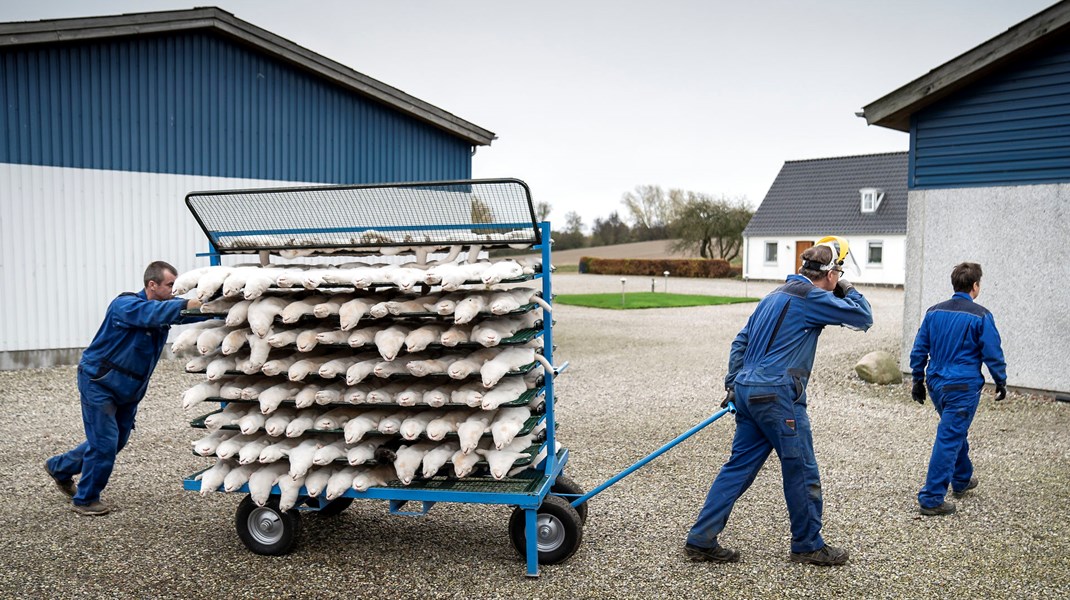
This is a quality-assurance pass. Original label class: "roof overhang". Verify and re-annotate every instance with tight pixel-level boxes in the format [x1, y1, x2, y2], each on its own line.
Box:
[0, 7, 497, 146]
[861, 0, 1070, 132]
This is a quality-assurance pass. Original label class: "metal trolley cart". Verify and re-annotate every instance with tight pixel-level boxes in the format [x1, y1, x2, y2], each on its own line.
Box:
[179, 179, 582, 576]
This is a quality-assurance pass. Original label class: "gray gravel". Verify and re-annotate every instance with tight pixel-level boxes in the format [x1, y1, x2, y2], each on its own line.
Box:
[2, 274, 1067, 598]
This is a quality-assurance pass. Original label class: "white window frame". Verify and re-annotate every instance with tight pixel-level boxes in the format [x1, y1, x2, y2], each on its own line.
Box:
[867, 240, 884, 266]
[764, 242, 778, 264]
[860, 188, 884, 214]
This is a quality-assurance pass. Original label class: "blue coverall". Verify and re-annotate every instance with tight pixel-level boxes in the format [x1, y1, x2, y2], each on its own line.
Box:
[47, 290, 191, 506]
[687, 274, 873, 554]
[910, 292, 1006, 509]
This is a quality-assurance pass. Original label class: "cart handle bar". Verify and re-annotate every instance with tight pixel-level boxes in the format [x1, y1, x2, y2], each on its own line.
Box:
[569, 402, 736, 509]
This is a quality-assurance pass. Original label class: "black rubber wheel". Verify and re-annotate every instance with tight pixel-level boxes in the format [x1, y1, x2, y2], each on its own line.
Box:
[508, 495, 584, 565]
[314, 497, 354, 517]
[551, 474, 589, 524]
[235, 495, 301, 556]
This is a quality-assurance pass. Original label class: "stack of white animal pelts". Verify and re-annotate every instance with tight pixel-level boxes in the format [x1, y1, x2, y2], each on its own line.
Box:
[176, 251, 553, 507]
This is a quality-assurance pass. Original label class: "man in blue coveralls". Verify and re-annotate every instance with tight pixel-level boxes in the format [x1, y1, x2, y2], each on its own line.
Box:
[910, 262, 1007, 516]
[685, 240, 872, 566]
[45, 261, 203, 516]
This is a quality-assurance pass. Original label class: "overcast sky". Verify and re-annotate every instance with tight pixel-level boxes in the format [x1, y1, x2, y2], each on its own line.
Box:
[0, 0, 1059, 229]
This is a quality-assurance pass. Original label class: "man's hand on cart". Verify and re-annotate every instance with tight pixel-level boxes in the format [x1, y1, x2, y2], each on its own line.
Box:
[720, 387, 735, 409]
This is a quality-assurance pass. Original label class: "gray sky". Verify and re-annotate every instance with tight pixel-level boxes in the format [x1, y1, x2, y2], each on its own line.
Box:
[0, 0, 1059, 230]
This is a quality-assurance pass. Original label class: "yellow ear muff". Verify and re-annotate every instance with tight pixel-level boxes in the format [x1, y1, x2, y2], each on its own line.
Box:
[816, 236, 850, 265]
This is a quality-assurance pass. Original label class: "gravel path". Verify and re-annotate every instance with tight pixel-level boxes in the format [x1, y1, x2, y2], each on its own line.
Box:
[2, 274, 1066, 598]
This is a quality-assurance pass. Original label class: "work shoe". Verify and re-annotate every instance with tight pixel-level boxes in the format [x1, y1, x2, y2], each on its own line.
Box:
[70, 501, 111, 517]
[684, 543, 741, 563]
[952, 478, 979, 498]
[919, 501, 956, 516]
[45, 462, 76, 498]
[790, 545, 849, 566]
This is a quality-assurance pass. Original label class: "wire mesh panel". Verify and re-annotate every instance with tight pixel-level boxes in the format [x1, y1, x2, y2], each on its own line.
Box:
[185, 179, 539, 254]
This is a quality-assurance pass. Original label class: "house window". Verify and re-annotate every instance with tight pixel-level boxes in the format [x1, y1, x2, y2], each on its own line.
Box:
[860, 188, 884, 213]
[868, 241, 883, 265]
[764, 242, 778, 263]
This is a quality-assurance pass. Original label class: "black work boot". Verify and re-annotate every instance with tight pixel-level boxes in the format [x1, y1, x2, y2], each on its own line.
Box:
[952, 478, 978, 498]
[790, 545, 849, 566]
[45, 462, 76, 498]
[684, 543, 741, 563]
[919, 501, 957, 516]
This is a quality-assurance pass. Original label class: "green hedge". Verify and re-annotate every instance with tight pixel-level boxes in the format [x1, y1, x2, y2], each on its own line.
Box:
[578, 257, 740, 278]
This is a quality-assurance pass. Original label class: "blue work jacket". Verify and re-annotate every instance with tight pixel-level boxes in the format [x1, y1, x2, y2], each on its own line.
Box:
[726, 275, 873, 390]
[80, 290, 192, 403]
[909, 292, 1007, 387]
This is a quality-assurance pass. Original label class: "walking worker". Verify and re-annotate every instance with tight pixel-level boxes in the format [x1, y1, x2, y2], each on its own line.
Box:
[685, 238, 872, 566]
[910, 262, 1007, 516]
[45, 261, 203, 516]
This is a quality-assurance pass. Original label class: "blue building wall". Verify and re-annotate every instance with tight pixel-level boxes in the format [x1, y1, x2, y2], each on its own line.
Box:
[910, 38, 1070, 189]
[0, 31, 473, 182]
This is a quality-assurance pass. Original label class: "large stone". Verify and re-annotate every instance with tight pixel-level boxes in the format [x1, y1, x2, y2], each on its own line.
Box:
[855, 351, 903, 385]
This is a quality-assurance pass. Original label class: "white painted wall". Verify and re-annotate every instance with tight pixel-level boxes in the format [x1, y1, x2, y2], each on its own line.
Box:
[901, 184, 1070, 395]
[743, 234, 905, 285]
[0, 163, 316, 367]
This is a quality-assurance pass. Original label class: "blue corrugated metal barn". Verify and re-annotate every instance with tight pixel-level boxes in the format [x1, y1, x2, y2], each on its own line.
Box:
[0, 7, 496, 369]
[862, 0, 1070, 397]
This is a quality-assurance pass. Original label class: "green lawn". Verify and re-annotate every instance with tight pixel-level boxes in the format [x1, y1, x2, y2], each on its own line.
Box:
[554, 292, 758, 310]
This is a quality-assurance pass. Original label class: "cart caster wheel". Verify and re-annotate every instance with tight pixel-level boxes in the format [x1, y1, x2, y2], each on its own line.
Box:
[508, 495, 584, 565]
[314, 497, 353, 517]
[551, 474, 588, 524]
[236, 495, 301, 556]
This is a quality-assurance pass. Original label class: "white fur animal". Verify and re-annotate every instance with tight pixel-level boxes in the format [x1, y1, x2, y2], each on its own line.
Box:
[451, 439, 492, 478]
[197, 326, 234, 356]
[346, 439, 386, 466]
[266, 328, 301, 348]
[405, 355, 460, 378]
[243, 333, 273, 372]
[345, 357, 382, 385]
[242, 269, 279, 300]
[326, 466, 361, 500]
[247, 297, 289, 337]
[440, 324, 473, 347]
[215, 432, 264, 460]
[481, 259, 524, 284]
[219, 328, 249, 356]
[421, 441, 460, 478]
[451, 381, 485, 407]
[347, 324, 385, 348]
[315, 407, 360, 430]
[426, 409, 474, 441]
[423, 386, 450, 408]
[457, 410, 496, 454]
[202, 403, 247, 431]
[261, 354, 300, 377]
[258, 438, 301, 463]
[448, 348, 499, 380]
[471, 313, 539, 347]
[373, 358, 413, 379]
[202, 297, 239, 314]
[313, 439, 348, 466]
[366, 382, 406, 404]
[381, 265, 424, 292]
[219, 376, 255, 400]
[314, 381, 347, 405]
[490, 407, 532, 449]
[376, 409, 410, 435]
[352, 465, 396, 492]
[374, 325, 410, 361]
[185, 353, 214, 373]
[393, 442, 438, 485]
[205, 356, 238, 381]
[296, 327, 333, 352]
[343, 409, 391, 443]
[395, 382, 432, 407]
[343, 384, 373, 404]
[248, 462, 289, 506]
[221, 299, 252, 327]
[281, 294, 328, 324]
[288, 352, 347, 382]
[339, 297, 377, 331]
[431, 292, 465, 316]
[303, 466, 335, 498]
[315, 329, 351, 345]
[239, 377, 277, 400]
[478, 447, 531, 480]
[223, 463, 256, 492]
[182, 381, 222, 410]
[399, 410, 439, 440]
[453, 293, 488, 324]
[287, 438, 325, 478]
[277, 472, 306, 511]
[238, 434, 275, 465]
[263, 407, 297, 437]
[195, 266, 233, 302]
[258, 382, 301, 413]
[192, 428, 237, 456]
[405, 324, 446, 352]
[196, 459, 233, 495]
[285, 408, 320, 437]
[481, 347, 553, 387]
[236, 409, 268, 435]
[172, 266, 212, 295]
[312, 294, 354, 319]
[319, 355, 362, 379]
[480, 376, 529, 410]
[488, 287, 550, 315]
[221, 267, 259, 298]
[294, 383, 321, 408]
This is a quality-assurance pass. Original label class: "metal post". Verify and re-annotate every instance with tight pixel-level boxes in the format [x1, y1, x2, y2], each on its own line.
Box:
[663, 271, 669, 293]
[650, 277, 655, 293]
[620, 278, 626, 307]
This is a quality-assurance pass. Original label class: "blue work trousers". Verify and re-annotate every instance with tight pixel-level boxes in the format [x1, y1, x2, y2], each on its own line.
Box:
[918, 382, 979, 509]
[687, 383, 824, 554]
[46, 368, 138, 506]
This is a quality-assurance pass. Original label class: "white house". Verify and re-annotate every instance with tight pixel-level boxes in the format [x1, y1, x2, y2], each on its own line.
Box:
[742, 152, 908, 285]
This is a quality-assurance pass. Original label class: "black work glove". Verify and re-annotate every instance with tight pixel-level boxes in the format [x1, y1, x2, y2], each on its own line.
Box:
[720, 387, 735, 409]
[911, 380, 926, 404]
[994, 383, 1007, 401]
[833, 277, 855, 299]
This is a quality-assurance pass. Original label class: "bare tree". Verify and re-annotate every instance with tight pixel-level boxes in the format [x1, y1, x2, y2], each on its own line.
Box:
[534, 200, 552, 222]
[621, 185, 673, 240]
[553, 211, 587, 250]
[669, 193, 752, 261]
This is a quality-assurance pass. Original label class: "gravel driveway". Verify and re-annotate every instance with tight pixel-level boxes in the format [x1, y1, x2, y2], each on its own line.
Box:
[2, 274, 1066, 598]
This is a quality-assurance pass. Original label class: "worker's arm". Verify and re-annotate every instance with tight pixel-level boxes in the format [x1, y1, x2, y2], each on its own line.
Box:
[724, 323, 750, 389]
[909, 315, 931, 383]
[805, 286, 873, 332]
[109, 294, 189, 329]
[980, 312, 1008, 386]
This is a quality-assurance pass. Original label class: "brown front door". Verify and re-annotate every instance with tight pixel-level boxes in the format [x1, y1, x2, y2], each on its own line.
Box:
[795, 241, 813, 274]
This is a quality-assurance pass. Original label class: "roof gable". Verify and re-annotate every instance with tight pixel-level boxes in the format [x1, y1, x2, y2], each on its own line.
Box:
[862, 0, 1070, 131]
[0, 7, 495, 146]
[744, 152, 909, 237]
